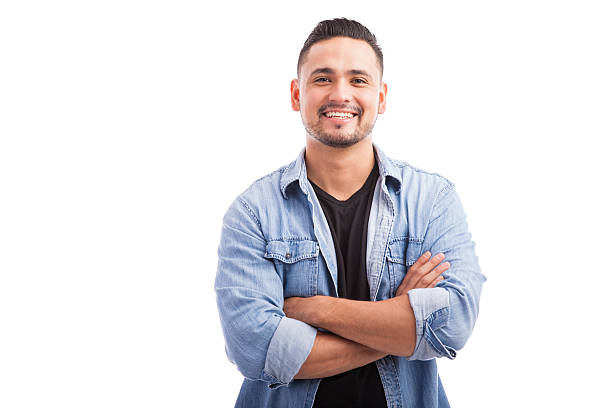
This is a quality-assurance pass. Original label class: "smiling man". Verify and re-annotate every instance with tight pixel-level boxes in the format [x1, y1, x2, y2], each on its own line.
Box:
[215, 18, 486, 408]
[295, 37, 383, 150]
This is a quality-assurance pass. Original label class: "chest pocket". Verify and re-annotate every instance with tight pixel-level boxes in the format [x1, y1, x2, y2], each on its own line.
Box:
[264, 239, 319, 298]
[386, 237, 424, 296]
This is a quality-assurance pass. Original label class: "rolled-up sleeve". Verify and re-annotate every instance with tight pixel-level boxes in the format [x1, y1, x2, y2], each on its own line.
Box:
[215, 198, 317, 388]
[407, 181, 486, 361]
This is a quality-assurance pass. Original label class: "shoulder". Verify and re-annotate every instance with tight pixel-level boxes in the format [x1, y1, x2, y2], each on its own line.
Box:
[386, 155, 455, 197]
[238, 162, 291, 202]
[224, 161, 293, 224]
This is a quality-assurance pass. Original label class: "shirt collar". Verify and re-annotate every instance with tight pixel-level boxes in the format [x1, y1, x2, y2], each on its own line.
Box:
[280, 143, 403, 199]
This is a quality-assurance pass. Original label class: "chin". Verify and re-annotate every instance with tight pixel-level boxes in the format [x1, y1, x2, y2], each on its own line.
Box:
[315, 133, 368, 148]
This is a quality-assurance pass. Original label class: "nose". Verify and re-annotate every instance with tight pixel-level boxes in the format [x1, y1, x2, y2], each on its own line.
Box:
[328, 79, 351, 104]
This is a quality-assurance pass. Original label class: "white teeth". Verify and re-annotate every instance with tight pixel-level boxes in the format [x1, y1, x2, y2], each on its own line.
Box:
[324, 112, 355, 118]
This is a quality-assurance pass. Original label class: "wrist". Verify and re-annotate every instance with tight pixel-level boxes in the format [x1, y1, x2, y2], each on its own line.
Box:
[310, 295, 336, 328]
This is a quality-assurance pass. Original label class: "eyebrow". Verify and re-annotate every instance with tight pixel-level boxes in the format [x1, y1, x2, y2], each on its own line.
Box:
[309, 67, 373, 79]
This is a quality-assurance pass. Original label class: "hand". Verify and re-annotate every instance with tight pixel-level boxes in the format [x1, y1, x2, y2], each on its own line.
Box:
[394, 251, 450, 297]
[283, 296, 319, 325]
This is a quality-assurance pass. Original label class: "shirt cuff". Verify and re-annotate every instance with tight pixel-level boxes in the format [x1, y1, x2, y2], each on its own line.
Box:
[263, 316, 317, 388]
[407, 287, 456, 360]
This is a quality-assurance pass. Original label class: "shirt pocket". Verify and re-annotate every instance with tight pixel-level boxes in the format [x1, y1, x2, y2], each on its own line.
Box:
[264, 239, 319, 298]
[386, 237, 424, 296]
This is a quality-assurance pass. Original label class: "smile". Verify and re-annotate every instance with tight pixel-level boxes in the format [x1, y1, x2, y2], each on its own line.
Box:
[324, 111, 356, 118]
[322, 111, 358, 122]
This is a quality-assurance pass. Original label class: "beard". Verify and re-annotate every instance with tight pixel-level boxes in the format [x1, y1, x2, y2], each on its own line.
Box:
[302, 106, 377, 148]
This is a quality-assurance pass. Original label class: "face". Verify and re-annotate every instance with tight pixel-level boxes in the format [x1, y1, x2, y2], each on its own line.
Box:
[291, 37, 387, 148]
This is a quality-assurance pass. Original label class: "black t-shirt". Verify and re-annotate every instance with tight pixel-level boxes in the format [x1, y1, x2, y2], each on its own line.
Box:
[309, 163, 388, 408]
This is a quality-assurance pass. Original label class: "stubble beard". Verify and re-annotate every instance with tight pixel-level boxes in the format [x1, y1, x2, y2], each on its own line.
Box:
[303, 114, 377, 148]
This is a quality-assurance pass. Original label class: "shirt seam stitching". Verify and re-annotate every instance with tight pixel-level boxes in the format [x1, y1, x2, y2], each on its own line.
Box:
[238, 197, 262, 229]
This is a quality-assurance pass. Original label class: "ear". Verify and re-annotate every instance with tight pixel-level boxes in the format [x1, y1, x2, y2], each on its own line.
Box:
[378, 82, 388, 114]
[290, 79, 300, 112]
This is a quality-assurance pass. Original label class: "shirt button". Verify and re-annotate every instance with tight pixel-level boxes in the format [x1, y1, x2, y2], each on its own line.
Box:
[285, 252, 291, 259]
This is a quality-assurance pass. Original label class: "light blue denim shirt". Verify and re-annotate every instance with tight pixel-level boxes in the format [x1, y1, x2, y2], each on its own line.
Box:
[215, 144, 486, 407]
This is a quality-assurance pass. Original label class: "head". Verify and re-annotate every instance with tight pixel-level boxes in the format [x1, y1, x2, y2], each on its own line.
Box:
[291, 18, 387, 148]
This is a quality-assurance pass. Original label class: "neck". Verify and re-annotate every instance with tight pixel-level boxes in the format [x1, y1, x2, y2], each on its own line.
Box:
[305, 136, 376, 201]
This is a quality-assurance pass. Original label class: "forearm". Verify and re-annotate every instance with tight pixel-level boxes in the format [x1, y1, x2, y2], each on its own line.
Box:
[310, 295, 417, 357]
[294, 331, 387, 379]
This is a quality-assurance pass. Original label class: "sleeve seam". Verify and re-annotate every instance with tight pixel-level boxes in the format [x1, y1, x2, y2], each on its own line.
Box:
[221, 219, 266, 244]
[238, 197, 262, 229]
[433, 181, 455, 210]
[426, 181, 456, 228]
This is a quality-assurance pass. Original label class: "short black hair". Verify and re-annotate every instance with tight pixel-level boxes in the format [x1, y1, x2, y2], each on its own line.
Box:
[297, 18, 383, 80]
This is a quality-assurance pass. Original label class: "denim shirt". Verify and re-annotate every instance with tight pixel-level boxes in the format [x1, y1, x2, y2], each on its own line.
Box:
[215, 145, 486, 408]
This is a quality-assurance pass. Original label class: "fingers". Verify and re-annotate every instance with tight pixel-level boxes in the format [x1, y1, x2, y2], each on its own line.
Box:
[395, 251, 449, 296]
[395, 251, 432, 295]
[428, 275, 445, 288]
[398, 251, 434, 292]
[409, 252, 446, 288]
[421, 261, 450, 287]
[421, 253, 446, 278]
[411, 251, 432, 270]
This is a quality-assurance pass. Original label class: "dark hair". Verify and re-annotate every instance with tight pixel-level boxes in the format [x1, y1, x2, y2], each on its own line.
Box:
[297, 18, 383, 79]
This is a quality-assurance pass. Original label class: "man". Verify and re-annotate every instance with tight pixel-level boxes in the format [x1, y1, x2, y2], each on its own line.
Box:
[215, 18, 485, 408]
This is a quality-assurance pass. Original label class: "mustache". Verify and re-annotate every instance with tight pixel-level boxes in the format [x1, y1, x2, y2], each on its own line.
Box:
[318, 104, 362, 116]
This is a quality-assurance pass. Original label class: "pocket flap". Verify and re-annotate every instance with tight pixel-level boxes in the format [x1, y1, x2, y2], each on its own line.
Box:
[264, 239, 319, 264]
[386, 238, 423, 266]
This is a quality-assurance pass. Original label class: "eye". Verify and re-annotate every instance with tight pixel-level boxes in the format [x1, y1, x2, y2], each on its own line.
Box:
[352, 78, 367, 84]
[314, 77, 331, 83]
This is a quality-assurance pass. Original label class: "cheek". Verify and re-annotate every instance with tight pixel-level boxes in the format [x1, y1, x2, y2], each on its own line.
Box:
[360, 107, 378, 121]
[302, 97, 322, 116]
[357, 92, 380, 111]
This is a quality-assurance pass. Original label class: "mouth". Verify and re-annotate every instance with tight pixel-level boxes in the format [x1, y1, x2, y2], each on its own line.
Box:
[321, 110, 359, 122]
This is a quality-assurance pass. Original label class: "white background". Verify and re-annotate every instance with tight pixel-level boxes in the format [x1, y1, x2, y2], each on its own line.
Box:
[1, 1, 611, 407]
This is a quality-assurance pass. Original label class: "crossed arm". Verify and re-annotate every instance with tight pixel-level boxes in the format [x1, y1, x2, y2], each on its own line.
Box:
[217, 185, 484, 386]
[286, 251, 449, 379]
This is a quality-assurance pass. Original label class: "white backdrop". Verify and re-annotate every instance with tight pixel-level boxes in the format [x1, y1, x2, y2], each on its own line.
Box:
[1, 1, 611, 407]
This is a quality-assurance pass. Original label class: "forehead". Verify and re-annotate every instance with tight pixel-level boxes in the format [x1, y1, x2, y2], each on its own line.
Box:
[300, 37, 380, 79]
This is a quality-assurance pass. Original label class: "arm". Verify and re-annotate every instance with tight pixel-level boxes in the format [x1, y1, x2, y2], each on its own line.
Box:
[284, 252, 449, 356]
[285, 182, 485, 360]
[215, 198, 318, 389]
[405, 181, 486, 360]
[215, 198, 384, 388]
[294, 332, 387, 379]
[287, 295, 417, 356]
